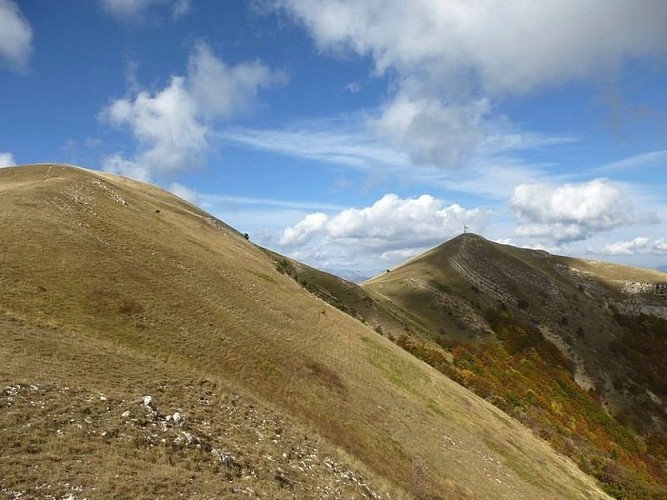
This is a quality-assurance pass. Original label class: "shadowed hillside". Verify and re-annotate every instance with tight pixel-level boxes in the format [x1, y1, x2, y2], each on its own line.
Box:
[366, 233, 667, 436]
[0, 165, 610, 499]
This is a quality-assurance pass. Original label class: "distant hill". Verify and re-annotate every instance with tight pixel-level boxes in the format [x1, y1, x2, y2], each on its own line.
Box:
[286, 233, 667, 497]
[0, 165, 609, 499]
[368, 233, 667, 428]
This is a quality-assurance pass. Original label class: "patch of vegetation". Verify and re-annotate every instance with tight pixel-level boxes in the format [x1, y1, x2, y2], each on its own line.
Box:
[275, 258, 295, 276]
[274, 258, 360, 318]
[396, 308, 667, 498]
[610, 313, 667, 426]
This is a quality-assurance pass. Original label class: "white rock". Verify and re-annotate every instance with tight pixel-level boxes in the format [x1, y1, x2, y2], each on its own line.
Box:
[121, 410, 130, 418]
[142, 395, 153, 406]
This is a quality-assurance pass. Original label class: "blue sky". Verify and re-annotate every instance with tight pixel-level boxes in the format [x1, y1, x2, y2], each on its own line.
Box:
[1, 0, 666, 279]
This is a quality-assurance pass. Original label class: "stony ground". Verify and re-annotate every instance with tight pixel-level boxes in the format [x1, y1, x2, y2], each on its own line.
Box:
[0, 378, 389, 499]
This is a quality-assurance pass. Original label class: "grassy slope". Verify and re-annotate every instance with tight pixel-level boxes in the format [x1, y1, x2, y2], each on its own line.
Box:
[272, 232, 667, 496]
[0, 164, 609, 499]
[361, 234, 667, 497]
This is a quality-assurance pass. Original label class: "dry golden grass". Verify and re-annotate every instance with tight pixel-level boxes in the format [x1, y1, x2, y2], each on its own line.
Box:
[0, 164, 610, 498]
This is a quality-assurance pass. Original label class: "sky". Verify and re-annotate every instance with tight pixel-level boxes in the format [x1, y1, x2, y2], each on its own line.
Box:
[1, 0, 666, 280]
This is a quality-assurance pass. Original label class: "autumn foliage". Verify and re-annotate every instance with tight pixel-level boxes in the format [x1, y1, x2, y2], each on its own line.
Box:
[396, 306, 667, 498]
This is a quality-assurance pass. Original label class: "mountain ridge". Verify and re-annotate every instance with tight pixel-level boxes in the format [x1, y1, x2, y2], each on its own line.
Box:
[283, 230, 667, 497]
[0, 164, 610, 498]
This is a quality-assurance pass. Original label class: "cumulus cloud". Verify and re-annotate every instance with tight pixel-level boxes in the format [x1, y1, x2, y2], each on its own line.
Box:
[101, 76, 206, 180]
[510, 179, 633, 242]
[188, 43, 287, 120]
[371, 92, 491, 168]
[275, 194, 489, 271]
[600, 237, 667, 256]
[0, 151, 16, 167]
[101, 0, 191, 20]
[279, 194, 487, 248]
[0, 0, 32, 72]
[279, 212, 329, 246]
[100, 43, 283, 180]
[278, 0, 667, 94]
[276, 0, 667, 168]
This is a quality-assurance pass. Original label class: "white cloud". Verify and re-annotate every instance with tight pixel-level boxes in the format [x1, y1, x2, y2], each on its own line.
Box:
[0, 0, 32, 72]
[222, 120, 574, 205]
[370, 92, 491, 168]
[170, 0, 190, 18]
[493, 238, 563, 255]
[0, 150, 16, 167]
[101, 75, 206, 179]
[222, 118, 572, 193]
[510, 179, 633, 242]
[188, 43, 287, 120]
[600, 237, 667, 256]
[100, 43, 282, 181]
[279, 212, 328, 246]
[598, 150, 667, 173]
[101, 153, 151, 181]
[276, 0, 667, 169]
[278, 0, 667, 95]
[275, 194, 490, 272]
[200, 193, 343, 212]
[222, 125, 411, 170]
[101, 0, 191, 20]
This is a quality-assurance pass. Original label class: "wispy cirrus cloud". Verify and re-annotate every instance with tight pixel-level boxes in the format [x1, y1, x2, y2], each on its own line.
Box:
[596, 150, 667, 173]
[222, 121, 574, 200]
[101, 0, 191, 20]
[221, 126, 411, 170]
[167, 181, 345, 212]
[199, 193, 344, 212]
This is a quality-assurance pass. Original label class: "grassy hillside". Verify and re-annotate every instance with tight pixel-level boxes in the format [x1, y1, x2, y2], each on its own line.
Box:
[274, 232, 667, 497]
[362, 234, 667, 498]
[0, 164, 609, 499]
